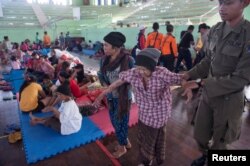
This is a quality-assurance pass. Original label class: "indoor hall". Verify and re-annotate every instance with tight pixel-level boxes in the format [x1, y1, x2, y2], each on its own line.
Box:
[0, 0, 250, 166]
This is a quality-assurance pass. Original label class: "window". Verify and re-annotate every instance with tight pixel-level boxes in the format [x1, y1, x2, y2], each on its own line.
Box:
[26, 0, 72, 5]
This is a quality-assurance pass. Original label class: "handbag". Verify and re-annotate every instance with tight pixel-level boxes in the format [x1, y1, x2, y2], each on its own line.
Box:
[147, 32, 158, 48]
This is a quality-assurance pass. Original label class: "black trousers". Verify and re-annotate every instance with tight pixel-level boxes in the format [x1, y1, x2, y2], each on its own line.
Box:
[175, 48, 192, 73]
[160, 54, 175, 71]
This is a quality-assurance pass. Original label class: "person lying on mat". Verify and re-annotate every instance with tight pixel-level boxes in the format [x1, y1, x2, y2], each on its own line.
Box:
[94, 48, 191, 165]
[19, 72, 51, 112]
[29, 80, 82, 135]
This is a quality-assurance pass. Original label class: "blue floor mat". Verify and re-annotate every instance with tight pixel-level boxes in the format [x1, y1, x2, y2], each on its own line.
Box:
[2, 73, 11, 81]
[10, 69, 25, 81]
[2, 70, 25, 93]
[11, 79, 24, 94]
[20, 112, 105, 164]
[82, 49, 96, 56]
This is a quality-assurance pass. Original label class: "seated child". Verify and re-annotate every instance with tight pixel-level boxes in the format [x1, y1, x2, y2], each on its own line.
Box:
[42, 74, 53, 96]
[10, 55, 21, 70]
[29, 80, 82, 135]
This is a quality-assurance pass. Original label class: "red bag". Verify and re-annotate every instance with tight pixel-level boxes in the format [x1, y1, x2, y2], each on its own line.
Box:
[75, 95, 92, 106]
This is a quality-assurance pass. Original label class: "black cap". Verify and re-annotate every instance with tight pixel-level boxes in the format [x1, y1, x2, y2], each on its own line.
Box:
[103, 32, 126, 47]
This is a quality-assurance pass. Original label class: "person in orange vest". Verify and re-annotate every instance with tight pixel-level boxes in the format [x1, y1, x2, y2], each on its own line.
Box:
[43, 31, 51, 48]
[131, 25, 147, 60]
[160, 24, 178, 71]
[146, 22, 163, 50]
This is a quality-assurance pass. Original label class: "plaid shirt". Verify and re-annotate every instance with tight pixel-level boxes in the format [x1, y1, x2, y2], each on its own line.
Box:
[120, 67, 182, 128]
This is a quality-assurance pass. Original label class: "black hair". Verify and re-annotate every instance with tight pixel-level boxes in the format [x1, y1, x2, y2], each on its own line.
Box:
[31, 52, 37, 57]
[187, 25, 194, 31]
[152, 22, 159, 30]
[166, 24, 174, 33]
[74, 64, 86, 84]
[10, 55, 17, 61]
[12, 42, 19, 49]
[56, 80, 72, 97]
[61, 61, 70, 71]
[59, 71, 70, 79]
[19, 73, 37, 101]
[43, 74, 50, 80]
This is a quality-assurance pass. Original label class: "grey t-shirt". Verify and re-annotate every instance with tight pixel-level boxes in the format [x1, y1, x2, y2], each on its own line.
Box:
[106, 66, 120, 98]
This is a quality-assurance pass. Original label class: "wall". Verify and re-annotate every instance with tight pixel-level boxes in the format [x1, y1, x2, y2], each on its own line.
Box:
[72, 0, 83, 6]
[244, 6, 250, 20]
[0, 23, 199, 49]
[0, 26, 81, 44]
[0, 2, 249, 46]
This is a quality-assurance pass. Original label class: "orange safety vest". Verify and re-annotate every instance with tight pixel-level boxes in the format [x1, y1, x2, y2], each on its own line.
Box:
[146, 31, 163, 50]
[43, 35, 51, 46]
[161, 34, 178, 57]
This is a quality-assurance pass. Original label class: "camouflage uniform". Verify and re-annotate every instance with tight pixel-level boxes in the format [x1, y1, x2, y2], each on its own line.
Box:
[188, 19, 250, 152]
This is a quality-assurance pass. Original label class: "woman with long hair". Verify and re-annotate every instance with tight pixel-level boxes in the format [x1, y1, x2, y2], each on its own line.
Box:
[97, 32, 134, 158]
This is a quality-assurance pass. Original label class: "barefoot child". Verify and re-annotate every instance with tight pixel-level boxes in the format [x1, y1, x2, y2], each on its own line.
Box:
[30, 80, 82, 135]
[94, 48, 189, 165]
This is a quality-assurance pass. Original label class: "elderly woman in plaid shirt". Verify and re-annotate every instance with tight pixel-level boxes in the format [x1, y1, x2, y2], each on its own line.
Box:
[94, 48, 191, 165]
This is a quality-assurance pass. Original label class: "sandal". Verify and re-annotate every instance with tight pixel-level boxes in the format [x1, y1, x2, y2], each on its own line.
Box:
[114, 139, 132, 151]
[112, 145, 127, 158]
[8, 131, 22, 143]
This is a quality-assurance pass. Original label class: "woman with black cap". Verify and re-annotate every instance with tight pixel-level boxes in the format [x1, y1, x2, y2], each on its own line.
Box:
[94, 48, 190, 165]
[29, 80, 82, 135]
[97, 31, 134, 158]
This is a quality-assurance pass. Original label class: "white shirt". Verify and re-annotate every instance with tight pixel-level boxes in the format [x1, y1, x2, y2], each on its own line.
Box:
[59, 100, 82, 135]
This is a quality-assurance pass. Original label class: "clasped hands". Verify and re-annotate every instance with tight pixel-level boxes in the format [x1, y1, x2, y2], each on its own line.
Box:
[92, 73, 201, 107]
[181, 73, 201, 103]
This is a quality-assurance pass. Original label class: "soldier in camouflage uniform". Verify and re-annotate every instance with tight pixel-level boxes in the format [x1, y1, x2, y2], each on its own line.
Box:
[182, 0, 250, 165]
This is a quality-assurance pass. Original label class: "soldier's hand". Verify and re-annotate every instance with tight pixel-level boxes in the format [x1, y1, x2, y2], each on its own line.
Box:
[181, 88, 193, 103]
[182, 80, 199, 89]
[181, 72, 190, 81]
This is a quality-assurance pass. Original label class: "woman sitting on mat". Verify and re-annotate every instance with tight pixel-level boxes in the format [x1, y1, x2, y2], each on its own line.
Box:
[19, 72, 51, 112]
[56, 71, 90, 98]
[29, 80, 82, 135]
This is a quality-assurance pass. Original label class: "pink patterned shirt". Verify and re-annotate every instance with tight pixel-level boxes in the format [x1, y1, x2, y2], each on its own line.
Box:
[119, 67, 182, 128]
